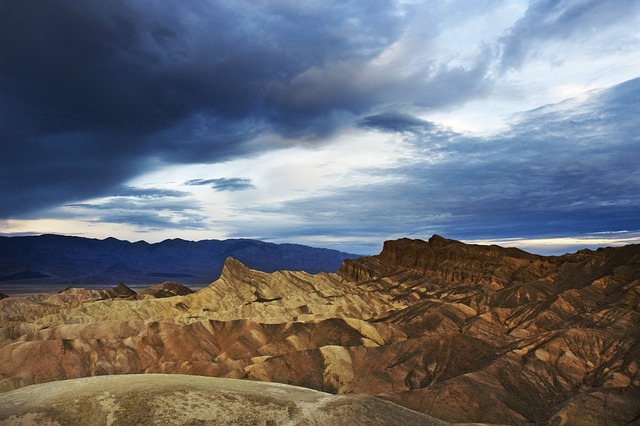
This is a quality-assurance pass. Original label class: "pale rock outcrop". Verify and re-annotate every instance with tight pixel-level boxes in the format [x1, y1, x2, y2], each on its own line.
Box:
[0, 374, 447, 426]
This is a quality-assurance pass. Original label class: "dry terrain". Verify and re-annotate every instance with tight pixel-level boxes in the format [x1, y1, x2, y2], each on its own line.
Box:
[1, 235, 639, 424]
[0, 374, 444, 425]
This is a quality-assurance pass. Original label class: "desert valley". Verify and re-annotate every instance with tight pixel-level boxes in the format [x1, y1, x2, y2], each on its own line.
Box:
[1, 235, 638, 425]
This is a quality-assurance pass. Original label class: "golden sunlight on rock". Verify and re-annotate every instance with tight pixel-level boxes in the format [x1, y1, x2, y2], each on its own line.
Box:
[1, 236, 639, 424]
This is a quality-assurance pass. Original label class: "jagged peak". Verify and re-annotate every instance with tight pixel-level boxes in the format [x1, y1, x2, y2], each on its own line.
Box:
[113, 282, 133, 292]
[106, 283, 136, 298]
[428, 234, 449, 244]
[139, 281, 194, 298]
[220, 256, 251, 277]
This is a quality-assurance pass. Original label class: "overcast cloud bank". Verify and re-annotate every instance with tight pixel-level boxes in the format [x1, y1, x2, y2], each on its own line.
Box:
[1, 0, 639, 253]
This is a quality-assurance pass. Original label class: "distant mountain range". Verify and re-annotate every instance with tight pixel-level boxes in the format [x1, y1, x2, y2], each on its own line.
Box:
[1, 235, 638, 424]
[0, 234, 359, 287]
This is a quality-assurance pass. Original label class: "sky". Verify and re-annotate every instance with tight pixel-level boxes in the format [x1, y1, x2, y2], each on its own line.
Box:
[1, 0, 639, 255]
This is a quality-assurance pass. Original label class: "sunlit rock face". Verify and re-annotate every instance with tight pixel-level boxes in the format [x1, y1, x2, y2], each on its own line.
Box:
[1, 235, 639, 425]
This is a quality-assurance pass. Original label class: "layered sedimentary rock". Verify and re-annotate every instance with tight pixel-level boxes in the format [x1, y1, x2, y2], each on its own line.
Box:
[1, 235, 639, 425]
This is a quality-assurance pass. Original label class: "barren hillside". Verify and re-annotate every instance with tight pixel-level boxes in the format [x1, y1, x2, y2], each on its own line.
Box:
[1, 236, 638, 424]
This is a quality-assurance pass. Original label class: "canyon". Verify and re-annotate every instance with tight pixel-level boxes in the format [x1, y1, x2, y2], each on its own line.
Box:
[1, 235, 639, 424]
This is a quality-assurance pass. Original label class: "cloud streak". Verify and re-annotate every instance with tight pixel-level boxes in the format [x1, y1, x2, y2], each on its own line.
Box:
[186, 178, 255, 192]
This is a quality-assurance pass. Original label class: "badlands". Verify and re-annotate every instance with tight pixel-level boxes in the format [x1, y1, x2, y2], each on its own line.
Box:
[1, 236, 639, 424]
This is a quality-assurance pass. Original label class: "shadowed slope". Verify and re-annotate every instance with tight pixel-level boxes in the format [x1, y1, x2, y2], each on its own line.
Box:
[1, 235, 638, 424]
[0, 235, 359, 288]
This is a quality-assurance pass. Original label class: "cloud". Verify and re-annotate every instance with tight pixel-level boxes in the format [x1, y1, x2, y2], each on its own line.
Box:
[1, 0, 638, 255]
[67, 199, 195, 212]
[92, 211, 207, 231]
[64, 194, 206, 231]
[0, 0, 503, 218]
[248, 77, 640, 246]
[499, 0, 640, 70]
[358, 113, 434, 133]
[112, 186, 190, 199]
[464, 230, 640, 256]
[186, 178, 255, 192]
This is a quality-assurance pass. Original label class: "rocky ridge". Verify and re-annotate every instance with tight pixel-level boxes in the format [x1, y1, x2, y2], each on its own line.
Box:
[1, 235, 639, 425]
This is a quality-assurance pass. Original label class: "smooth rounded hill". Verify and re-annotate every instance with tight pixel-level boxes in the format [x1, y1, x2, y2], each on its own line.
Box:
[0, 374, 446, 426]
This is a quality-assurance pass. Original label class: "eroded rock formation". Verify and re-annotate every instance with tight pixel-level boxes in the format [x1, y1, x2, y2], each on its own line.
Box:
[1, 235, 638, 425]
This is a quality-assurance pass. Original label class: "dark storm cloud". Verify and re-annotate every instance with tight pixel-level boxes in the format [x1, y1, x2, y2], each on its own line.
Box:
[186, 178, 255, 192]
[358, 113, 435, 133]
[1, 0, 501, 218]
[3, 0, 638, 250]
[257, 77, 640, 244]
[0, 1, 407, 217]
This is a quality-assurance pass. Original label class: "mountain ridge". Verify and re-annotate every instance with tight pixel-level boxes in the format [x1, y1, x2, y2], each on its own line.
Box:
[0, 234, 360, 288]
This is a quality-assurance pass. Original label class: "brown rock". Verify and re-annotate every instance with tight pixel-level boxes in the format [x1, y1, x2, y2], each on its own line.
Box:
[138, 281, 194, 298]
[1, 236, 639, 424]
